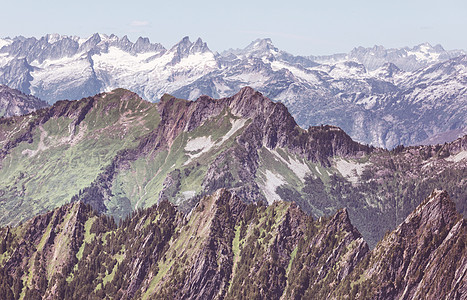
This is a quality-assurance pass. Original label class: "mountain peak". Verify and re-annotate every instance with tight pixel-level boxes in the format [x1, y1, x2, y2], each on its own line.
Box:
[167, 36, 212, 64]
[398, 189, 459, 238]
[228, 86, 271, 117]
[170, 36, 192, 52]
[418, 189, 456, 215]
[44, 33, 63, 44]
[244, 38, 277, 55]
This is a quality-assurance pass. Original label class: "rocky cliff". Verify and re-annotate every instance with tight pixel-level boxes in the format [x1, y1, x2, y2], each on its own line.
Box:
[335, 190, 466, 299]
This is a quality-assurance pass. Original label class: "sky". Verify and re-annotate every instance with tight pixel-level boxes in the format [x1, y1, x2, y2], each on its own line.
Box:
[1, 0, 466, 55]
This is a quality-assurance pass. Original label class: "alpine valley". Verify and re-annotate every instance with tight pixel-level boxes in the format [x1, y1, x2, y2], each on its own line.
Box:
[0, 34, 466, 148]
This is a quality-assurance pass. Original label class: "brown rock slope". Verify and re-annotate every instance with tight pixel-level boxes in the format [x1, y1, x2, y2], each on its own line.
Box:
[334, 189, 466, 299]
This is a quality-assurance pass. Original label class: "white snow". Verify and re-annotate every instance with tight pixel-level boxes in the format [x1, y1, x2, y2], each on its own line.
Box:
[0, 53, 13, 67]
[92, 46, 168, 74]
[355, 95, 378, 109]
[188, 88, 202, 100]
[327, 62, 367, 79]
[407, 45, 440, 62]
[185, 136, 215, 153]
[46, 34, 62, 44]
[271, 61, 319, 83]
[315, 166, 322, 176]
[183, 135, 215, 166]
[183, 118, 247, 165]
[175, 52, 217, 70]
[0, 38, 12, 49]
[30, 53, 94, 93]
[218, 118, 247, 144]
[334, 158, 369, 183]
[92, 46, 217, 99]
[445, 150, 467, 163]
[270, 149, 311, 183]
[228, 72, 269, 88]
[261, 170, 285, 204]
[182, 190, 196, 200]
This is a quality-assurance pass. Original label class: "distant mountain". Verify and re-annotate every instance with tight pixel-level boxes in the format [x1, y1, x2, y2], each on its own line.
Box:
[309, 42, 466, 71]
[0, 87, 465, 247]
[0, 85, 48, 117]
[0, 34, 465, 148]
[0, 188, 464, 299]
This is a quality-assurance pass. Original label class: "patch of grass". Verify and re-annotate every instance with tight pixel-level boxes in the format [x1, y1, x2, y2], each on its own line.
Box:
[36, 211, 56, 252]
[286, 246, 298, 275]
[76, 216, 97, 261]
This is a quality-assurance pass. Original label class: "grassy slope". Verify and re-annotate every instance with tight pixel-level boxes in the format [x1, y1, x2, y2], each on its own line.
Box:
[0, 89, 160, 226]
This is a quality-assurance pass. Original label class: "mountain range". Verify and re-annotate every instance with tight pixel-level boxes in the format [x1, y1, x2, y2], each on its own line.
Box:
[0, 87, 465, 248]
[0, 188, 464, 299]
[0, 34, 466, 148]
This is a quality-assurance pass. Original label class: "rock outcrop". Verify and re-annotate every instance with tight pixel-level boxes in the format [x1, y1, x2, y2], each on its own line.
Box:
[337, 190, 466, 299]
[0, 85, 48, 117]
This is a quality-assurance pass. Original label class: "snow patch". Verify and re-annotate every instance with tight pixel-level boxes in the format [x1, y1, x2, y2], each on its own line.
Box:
[228, 72, 269, 88]
[30, 53, 93, 93]
[182, 190, 196, 200]
[185, 136, 215, 152]
[261, 170, 285, 204]
[445, 150, 467, 163]
[184, 135, 215, 165]
[271, 61, 319, 83]
[0, 38, 12, 49]
[92, 46, 217, 99]
[315, 166, 322, 176]
[183, 118, 247, 165]
[334, 158, 369, 183]
[407, 47, 440, 62]
[270, 149, 311, 183]
[218, 118, 247, 145]
[0, 53, 13, 67]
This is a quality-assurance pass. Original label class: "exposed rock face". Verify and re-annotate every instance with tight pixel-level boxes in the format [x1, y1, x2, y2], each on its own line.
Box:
[158, 86, 370, 163]
[0, 85, 48, 117]
[152, 87, 371, 208]
[339, 190, 467, 299]
[283, 208, 369, 299]
[0, 189, 464, 299]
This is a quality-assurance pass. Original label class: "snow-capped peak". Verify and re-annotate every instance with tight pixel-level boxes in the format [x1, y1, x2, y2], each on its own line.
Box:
[45, 33, 63, 44]
[371, 62, 403, 79]
[0, 38, 13, 49]
[406, 43, 442, 62]
[245, 38, 278, 56]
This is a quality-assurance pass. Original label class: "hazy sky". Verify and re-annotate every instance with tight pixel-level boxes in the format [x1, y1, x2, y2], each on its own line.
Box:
[2, 0, 466, 55]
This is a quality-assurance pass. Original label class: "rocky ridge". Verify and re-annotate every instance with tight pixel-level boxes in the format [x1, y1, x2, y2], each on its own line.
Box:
[335, 189, 466, 299]
[0, 188, 464, 299]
